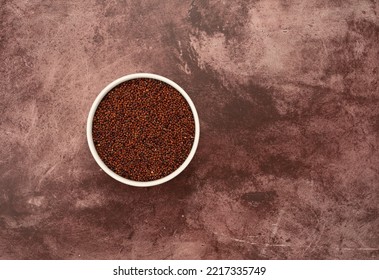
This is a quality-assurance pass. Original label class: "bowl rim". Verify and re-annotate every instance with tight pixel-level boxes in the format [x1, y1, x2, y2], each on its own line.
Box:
[86, 73, 200, 187]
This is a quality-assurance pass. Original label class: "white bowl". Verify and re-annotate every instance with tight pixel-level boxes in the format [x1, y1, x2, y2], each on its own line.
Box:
[87, 73, 200, 187]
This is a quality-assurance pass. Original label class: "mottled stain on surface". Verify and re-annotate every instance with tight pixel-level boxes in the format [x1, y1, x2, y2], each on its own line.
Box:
[0, 0, 378, 259]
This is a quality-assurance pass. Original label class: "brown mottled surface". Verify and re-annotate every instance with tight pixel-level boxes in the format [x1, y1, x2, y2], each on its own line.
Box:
[0, 0, 378, 259]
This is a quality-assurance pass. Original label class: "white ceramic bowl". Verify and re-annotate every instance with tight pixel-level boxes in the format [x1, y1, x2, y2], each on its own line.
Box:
[87, 73, 200, 187]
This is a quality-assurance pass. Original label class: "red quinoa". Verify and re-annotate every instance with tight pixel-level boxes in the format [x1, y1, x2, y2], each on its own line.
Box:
[92, 78, 195, 182]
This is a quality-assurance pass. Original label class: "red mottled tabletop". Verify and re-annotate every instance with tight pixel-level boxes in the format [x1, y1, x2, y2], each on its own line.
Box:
[0, 0, 378, 259]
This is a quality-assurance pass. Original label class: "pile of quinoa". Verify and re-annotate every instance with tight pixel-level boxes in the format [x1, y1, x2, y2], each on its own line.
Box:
[92, 78, 195, 181]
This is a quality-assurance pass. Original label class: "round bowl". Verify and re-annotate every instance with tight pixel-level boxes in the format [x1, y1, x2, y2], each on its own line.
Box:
[87, 73, 200, 187]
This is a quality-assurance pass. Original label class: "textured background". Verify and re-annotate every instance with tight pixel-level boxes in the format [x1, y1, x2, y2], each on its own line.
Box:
[1, 0, 378, 259]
